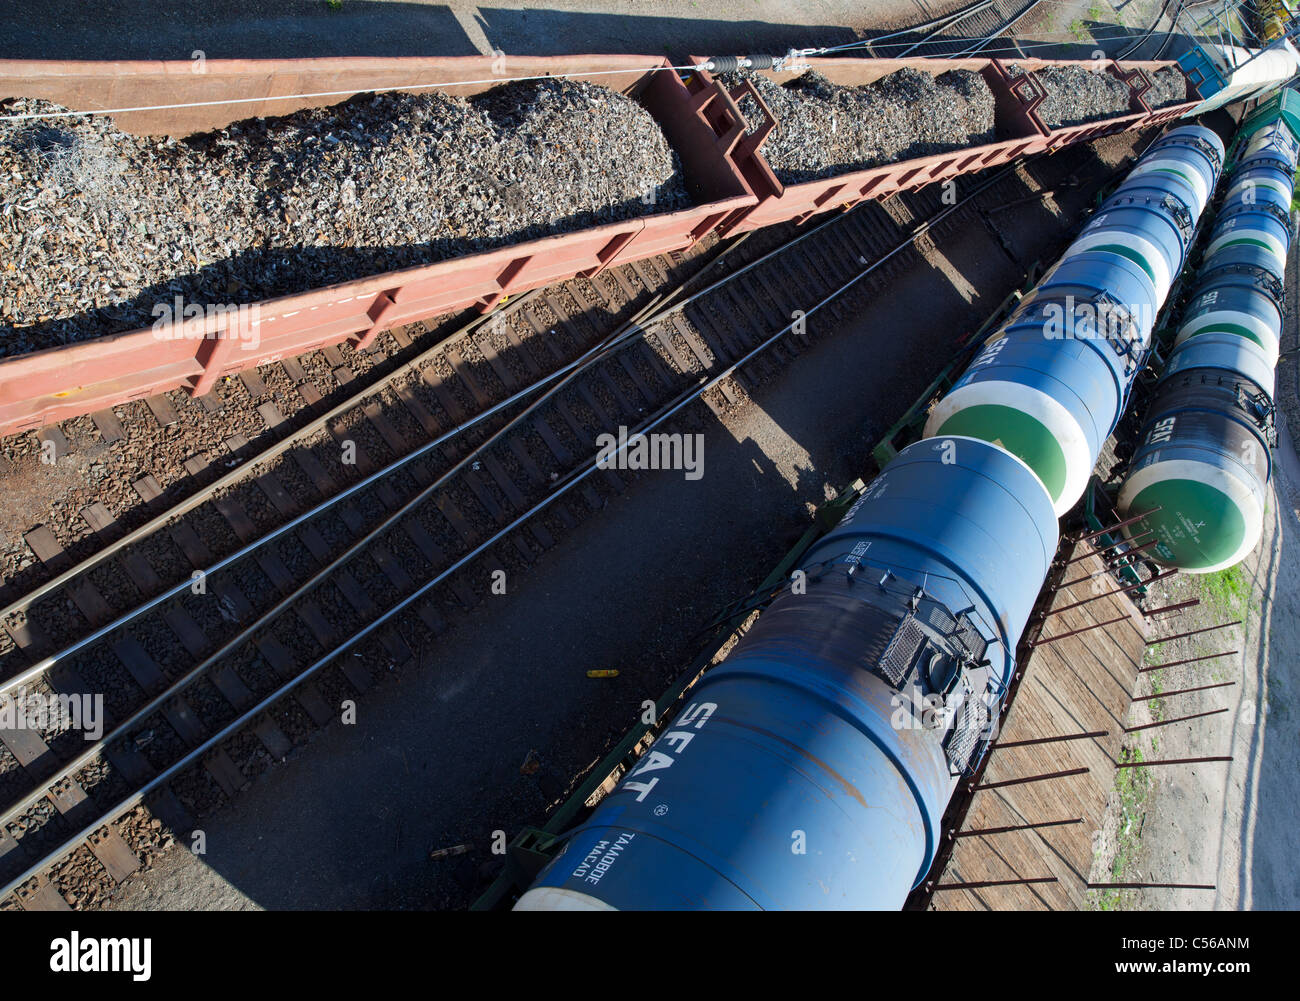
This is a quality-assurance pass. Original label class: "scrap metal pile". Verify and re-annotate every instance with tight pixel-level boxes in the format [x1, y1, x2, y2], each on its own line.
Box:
[0, 79, 690, 357]
[729, 67, 997, 184]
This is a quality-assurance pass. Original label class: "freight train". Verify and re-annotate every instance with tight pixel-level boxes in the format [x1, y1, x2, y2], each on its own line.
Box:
[1117, 97, 1299, 572]
[514, 123, 1226, 910]
[0, 36, 1296, 439]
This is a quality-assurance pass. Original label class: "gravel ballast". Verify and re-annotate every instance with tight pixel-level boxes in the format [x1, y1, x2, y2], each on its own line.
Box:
[0, 79, 690, 358]
[728, 67, 996, 185]
[1024, 65, 1136, 128]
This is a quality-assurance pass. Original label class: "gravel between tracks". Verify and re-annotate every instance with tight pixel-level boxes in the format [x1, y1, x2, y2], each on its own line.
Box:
[729, 68, 996, 184]
[0, 79, 689, 357]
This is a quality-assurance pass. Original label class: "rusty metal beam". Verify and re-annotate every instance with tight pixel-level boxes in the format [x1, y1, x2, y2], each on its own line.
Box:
[1147, 620, 1241, 646]
[1057, 533, 1155, 567]
[1087, 882, 1214, 890]
[931, 877, 1058, 891]
[971, 767, 1089, 791]
[1123, 707, 1230, 732]
[1114, 755, 1233, 768]
[1069, 508, 1160, 545]
[1041, 568, 1177, 617]
[1027, 612, 1130, 647]
[1138, 650, 1238, 673]
[953, 818, 1083, 838]
[1142, 598, 1200, 617]
[993, 730, 1108, 749]
[1131, 680, 1236, 702]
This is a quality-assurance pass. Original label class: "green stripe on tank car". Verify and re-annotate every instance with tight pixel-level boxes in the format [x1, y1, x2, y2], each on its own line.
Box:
[1215, 237, 1274, 252]
[1128, 479, 1246, 570]
[1147, 166, 1193, 186]
[1184, 321, 1267, 348]
[1089, 243, 1157, 283]
[935, 404, 1067, 500]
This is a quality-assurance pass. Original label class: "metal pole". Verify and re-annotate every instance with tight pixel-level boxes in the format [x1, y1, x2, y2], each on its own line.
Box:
[1088, 882, 1215, 890]
[1124, 707, 1230, 732]
[953, 818, 1083, 838]
[993, 730, 1108, 749]
[972, 767, 1089, 791]
[1041, 569, 1177, 617]
[1069, 509, 1160, 545]
[1138, 650, 1238, 672]
[1132, 680, 1236, 701]
[1059, 545, 1161, 586]
[1058, 533, 1155, 566]
[1147, 620, 1242, 645]
[1115, 755, 1233, 768]
[1027, 612, 1130, 646]
[1143, 598, 1200, 617]
[931, 877, 1058, 891]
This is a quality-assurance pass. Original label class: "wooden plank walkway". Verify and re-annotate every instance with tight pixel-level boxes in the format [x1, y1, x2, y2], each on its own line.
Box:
[930, 538, 1149, 911]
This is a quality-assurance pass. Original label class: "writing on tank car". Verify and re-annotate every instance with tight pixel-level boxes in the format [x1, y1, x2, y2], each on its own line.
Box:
[1119, 95, 1298, 573]
[924, 126, 1224, 515]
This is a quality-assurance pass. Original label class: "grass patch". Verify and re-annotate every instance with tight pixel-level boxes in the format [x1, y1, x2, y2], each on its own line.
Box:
[1147, 669, 1165, 722]
[1092, 744, 1152, 911]
[1202, 564, 1250, 617]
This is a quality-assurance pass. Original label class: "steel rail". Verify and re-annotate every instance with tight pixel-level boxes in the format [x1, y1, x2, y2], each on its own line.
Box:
[896, 0, 1003, 56]
[0, 293, 537, 625]
[0, 158, 1023, 904]
[0, 232, 769, 694]
[0, 196, 890, 826]
[1118, 0, 1179, 59]
[1, 208, 861, 693]
[949, 0, 1047, 58]
[0, 259, 750, 823]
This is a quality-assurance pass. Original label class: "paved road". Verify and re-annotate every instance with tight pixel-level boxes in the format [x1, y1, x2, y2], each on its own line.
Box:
[0, 0, 1168, 63]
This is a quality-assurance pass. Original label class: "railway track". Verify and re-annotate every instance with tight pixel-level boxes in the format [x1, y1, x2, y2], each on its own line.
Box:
[888, 0, 1044, 58]
[0, 140, 1091, 910]
[1117, 0, 1183, 61]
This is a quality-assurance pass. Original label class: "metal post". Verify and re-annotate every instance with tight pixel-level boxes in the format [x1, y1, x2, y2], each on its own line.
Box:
[931, 877, 1058, 891]
[1114, 755, 1233, 768]
[1087, 882, 1215, 890]
[993, 730, 1108, 749]
[1041, 569, 1177, 618]
[1124, 707, 1230, 732]
[1143, 598, 1200, 617]
[1068, 508, 1160, 545]
[1059, 545, 1161, 585]
[953, 818, 1083, 838]
[1027, 612, 1130, 646]
[1138, 650, 1238, 672]
[1131, 680, 1236, 702]
[972, 767, 1089, 792]
[1147, 620, 1242, 645]
[1058, 533, 1155, 567]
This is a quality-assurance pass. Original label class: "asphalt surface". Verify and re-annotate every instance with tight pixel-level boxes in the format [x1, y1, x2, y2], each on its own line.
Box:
[0, 1, 882, 61]
[0, 0, 1177, 63]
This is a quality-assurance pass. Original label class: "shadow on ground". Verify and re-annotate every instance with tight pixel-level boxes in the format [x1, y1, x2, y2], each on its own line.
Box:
[0, 2, 861, 61]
